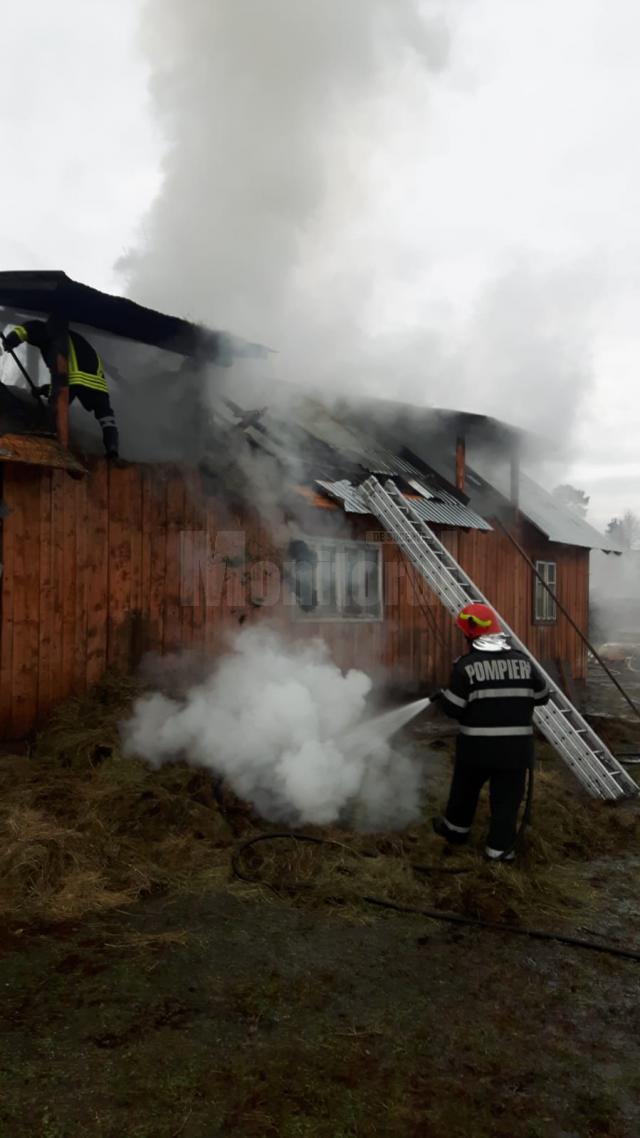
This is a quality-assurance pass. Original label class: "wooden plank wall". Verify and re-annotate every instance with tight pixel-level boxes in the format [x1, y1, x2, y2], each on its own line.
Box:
[293, 515, 589, 691]
[0, 460, 589, 737]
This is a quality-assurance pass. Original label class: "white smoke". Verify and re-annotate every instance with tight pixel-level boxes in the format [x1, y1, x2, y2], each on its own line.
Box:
[122, 627, 423, 830]
[122, 0, 451, 344]
[119, 0, 606, 461]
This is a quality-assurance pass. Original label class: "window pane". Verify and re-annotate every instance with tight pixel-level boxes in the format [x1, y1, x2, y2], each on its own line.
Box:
[342, 545, 381, 617]
[363, 546, 382, 616]
[535, 580, 544, 621]
[534, 561, 557, 622]
[545, 562, 557, 620]
[343, 547, 364, 616]
[294, 538, 382, 621]
[315, 545, 338, 614]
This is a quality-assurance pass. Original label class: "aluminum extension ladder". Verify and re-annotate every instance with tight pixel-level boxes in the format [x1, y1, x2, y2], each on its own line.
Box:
[357, 475, 638, 801]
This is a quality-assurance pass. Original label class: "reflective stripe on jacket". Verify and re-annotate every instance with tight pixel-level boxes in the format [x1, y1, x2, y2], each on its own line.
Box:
[440, 645, 550, 738]
[67, 334, 108, 392]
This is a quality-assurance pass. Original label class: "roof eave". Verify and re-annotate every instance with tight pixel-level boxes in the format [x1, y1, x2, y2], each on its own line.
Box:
[0, 270, 269, 363]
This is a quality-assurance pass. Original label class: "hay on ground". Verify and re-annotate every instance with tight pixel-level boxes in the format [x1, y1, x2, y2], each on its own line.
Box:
[0, 674, 637, 928]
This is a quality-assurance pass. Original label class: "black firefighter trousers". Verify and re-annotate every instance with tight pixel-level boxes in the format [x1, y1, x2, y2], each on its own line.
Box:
[445, 739, 531, 853]
[69, 386, 119, 457]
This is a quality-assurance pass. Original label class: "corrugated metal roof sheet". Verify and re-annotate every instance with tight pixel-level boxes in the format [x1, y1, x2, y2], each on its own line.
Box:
[316, 479, 492, 531]
[0, 433, 86, 473]
[467, 459, 619, 552]
[516, 472, 620, 552]
[315, 479, 371, 513]
[405, 491, 491, 531]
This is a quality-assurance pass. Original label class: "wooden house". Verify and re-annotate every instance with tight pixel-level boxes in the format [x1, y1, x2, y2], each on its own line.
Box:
[0, 272, 616, 738]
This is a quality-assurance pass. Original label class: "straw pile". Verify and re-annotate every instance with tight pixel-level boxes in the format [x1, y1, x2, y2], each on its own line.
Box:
[0, 675, 239, 925]
[0, 674, 637, 929]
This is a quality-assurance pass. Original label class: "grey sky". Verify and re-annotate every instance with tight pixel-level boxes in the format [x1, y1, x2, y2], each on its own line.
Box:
[2, 0, 639, 529]
[0, 0, 159, 289]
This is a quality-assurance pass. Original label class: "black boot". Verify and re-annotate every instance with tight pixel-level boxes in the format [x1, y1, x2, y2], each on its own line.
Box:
[100, 417, 119, 460]
[432, 816, 470, 845]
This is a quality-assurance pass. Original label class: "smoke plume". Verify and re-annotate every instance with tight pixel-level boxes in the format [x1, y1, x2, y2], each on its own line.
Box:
[117, 0, 606, 460]
[122, 628, 423, 830]
[123, 1, 450, 338]
[120, 0, 452, 389]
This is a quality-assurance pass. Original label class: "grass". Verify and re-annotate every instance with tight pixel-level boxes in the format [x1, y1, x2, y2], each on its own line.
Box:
[0, 672, 638, 931]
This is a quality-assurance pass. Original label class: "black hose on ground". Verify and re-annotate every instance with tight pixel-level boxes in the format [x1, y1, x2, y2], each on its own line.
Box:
[231, 831, 640, 964]
[231, 831, 469, 888]
[360, 896, 640, 962]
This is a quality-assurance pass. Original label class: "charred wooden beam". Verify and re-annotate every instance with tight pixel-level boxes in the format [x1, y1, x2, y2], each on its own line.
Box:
[50, 316, 69, 448]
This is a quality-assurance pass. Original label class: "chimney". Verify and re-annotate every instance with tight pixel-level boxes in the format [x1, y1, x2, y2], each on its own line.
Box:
[510, 450, 520, 512]
[455, 435, 466, 493]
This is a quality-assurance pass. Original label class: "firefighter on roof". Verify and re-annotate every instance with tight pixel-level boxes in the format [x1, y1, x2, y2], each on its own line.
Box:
[1, 318, 119, 459]
[432, 602, 550, 862]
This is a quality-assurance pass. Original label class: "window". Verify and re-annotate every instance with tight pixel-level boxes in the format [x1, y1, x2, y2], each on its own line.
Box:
[292, 539, 383, 621]
[534, 561, 557, 622]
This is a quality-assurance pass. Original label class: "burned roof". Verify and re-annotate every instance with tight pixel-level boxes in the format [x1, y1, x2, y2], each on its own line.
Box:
[0, 270, 267, 362]
[338, 394, 531, 457]
[337, 393, 615, 552]
[316, 478, 492, 530]
[218, 387, 492, 531]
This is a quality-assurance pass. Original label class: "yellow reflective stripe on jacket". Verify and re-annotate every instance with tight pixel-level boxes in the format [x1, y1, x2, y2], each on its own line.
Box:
[68, 371, 109, 392]
[14, 326, 28, 343]
[67, 335, 108, 392]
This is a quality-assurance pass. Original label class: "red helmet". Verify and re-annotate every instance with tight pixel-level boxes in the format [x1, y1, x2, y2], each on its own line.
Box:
[456, 602, 501, 639]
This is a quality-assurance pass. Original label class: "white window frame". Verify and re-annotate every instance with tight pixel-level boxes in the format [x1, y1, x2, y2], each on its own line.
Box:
[534, 560, 557, 623]
[293, 537, 384, 623]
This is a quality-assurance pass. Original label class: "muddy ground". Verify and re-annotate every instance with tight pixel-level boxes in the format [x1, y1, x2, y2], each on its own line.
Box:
[1, 726, 639, 1138]
[1, 876, 639, 1138]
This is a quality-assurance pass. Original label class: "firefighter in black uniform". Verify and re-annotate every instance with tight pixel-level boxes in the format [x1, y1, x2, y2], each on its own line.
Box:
[1, 319, 119, 459]
[432, 602, 550, 861]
